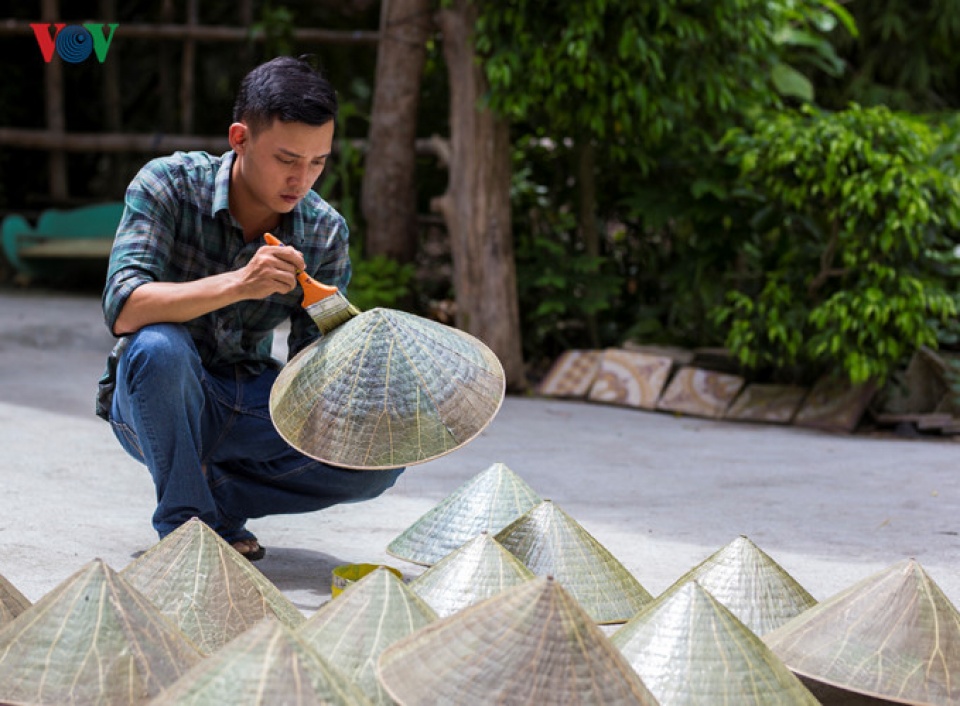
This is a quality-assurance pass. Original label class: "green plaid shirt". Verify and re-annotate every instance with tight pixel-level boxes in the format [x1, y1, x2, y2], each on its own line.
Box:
[97, 149, 350, 419]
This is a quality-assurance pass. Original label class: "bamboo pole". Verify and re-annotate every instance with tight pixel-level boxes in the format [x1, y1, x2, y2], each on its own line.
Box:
[0, 19, 380, 44]
[0, 128, 449, 159]
[158, 0, 176, 132]
[180, 0, 197, 134]
[0, 129, 230, 153]
[41, 0, 67, 201]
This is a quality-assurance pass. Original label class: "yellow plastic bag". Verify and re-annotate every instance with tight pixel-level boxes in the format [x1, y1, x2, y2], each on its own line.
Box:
[331, 563, 403, 597]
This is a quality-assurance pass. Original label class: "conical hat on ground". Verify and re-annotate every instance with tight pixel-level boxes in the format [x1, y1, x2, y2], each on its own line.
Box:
[612, 580, 820, 705]
[663, 535, 817, 635]
[763, 559, 960, 705]
[409, 532, 536, 617]
[377, 575, 659, 705]
[149, 618, 373, 705]
[494, 499, 653, 624]
[387, 461, 542, 566]
[0, 572, 29, 627]
[121, 517, 305, 653]
[270, 308, 505, 470]
[0, 559, 203, 706]
[298, 567, 437, 706]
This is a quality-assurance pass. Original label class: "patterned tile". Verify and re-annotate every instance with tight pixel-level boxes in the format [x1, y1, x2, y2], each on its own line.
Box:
[724, 384, 808, 424]
[587, 349, 674, 409]
[657, 366, 745, 419]
[793, 377, 877, 433]
[536, 350, 601, 398]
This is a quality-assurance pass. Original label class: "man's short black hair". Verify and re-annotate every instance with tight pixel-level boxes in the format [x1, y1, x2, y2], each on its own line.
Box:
[233, 56, 338, 134]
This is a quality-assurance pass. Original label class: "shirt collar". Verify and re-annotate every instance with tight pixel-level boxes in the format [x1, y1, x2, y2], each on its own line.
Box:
[212, 150, 234, 218]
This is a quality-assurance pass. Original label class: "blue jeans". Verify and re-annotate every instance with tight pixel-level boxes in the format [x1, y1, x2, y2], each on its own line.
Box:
[109, 324, 404, 542]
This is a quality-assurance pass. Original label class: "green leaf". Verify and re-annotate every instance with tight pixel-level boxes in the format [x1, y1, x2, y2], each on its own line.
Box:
[770, 62, 814, 102]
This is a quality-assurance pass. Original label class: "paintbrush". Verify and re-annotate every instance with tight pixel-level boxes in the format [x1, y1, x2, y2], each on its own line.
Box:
[264, 232, 361, 333]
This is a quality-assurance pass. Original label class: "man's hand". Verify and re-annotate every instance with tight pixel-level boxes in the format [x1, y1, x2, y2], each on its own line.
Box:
[236, 243, 306, 299]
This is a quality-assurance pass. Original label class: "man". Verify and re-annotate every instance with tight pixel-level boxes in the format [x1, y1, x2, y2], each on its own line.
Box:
[97, 56, 403, 561]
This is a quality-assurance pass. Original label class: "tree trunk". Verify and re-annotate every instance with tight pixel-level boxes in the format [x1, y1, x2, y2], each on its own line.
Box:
[42, 0, 67, 201]
[361, 0, 431, 262]
[435, 0, 527, 391]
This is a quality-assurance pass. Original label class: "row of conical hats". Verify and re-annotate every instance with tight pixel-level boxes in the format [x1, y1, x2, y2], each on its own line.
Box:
[1, 464, 959, 705]
[387, 462, 816, 630]
[0, 518, 435, 705]
[383, 461, 960, 705]
[0, 529, 799, 706]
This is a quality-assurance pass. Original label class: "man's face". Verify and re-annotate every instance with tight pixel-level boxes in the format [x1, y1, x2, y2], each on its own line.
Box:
[230, 118, 335, 215]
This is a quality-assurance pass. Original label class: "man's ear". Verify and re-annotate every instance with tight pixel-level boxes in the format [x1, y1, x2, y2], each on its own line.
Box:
[228, 122, 249, 153]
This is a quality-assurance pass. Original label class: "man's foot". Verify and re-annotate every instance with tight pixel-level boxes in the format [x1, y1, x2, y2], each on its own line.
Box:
[231, 538, 266, 562]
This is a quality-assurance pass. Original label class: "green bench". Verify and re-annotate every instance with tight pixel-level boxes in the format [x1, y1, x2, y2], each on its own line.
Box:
[1, 202, 123, 279]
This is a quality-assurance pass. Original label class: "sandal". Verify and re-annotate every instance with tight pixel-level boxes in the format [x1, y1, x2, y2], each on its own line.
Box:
[231, 538, 266, 562]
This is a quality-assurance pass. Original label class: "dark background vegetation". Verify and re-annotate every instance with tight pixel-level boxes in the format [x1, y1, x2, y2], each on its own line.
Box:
[3, 0, 960, 392]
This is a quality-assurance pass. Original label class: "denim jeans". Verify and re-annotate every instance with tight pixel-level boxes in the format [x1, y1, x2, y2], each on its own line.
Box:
[109, 323, 404, 542]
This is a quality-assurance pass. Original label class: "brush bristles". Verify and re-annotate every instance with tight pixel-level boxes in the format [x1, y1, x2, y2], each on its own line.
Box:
[305, 293, 362, 334]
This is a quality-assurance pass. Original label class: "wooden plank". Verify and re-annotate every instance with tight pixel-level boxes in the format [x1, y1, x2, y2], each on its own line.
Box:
[19, 238, 114, 259]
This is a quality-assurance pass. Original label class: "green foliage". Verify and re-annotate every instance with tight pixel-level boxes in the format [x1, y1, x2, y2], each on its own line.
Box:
[316, 101, 366, 231]
[816, 0, 960, 111]
[346, 248, 415, 311]
[715, 105, 960, 384]
[250, 4, 296, 59]
[511, 162, 623, 359]
[770, 0, 855, 102]
[476, 0, 851, 168]
[474, 0, 856, 368]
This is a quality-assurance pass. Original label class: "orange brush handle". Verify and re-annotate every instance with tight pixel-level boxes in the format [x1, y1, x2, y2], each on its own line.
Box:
[264, 233, 338, 307]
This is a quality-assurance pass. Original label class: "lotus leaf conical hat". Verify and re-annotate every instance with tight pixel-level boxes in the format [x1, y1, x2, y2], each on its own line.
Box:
[149, 618, 373, 705]
[298, 567, 437, 705]
[121, 517, 305, 653]
[664, 535, 817, 635]
[494, 499, 653, 624]
[409, 532, 536, 617]
[387, 461, 542, 566]
[270, 308, 505, 470]
[377, 576, 659, 705]
[612, 581, 820, 705]
[763, 559, 960, 705]
[0, 572, 29, 627]
[0, 559, 203, 705]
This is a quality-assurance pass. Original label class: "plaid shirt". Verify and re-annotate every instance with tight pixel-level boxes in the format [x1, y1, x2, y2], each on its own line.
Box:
[96, 149, 350, 420]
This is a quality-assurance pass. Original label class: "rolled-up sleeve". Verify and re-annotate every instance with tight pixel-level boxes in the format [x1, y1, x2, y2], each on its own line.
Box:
[102, 159, 180, 334]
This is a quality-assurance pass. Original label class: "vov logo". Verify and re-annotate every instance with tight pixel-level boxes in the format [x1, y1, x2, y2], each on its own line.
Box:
[30, 23, 119, 63]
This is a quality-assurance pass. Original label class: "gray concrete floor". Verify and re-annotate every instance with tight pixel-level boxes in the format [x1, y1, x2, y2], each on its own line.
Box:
[1, 288, 958, 615]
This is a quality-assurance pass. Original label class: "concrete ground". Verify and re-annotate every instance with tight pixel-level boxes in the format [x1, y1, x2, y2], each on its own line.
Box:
[1, 288, 958, 615]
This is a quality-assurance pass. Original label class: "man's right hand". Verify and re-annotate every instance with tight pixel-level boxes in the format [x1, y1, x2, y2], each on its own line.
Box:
[237, 242, 306, 299]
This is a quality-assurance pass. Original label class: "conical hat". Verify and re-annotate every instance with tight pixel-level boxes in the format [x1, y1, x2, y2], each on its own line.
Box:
[387, 461, 542, 566]
[121, 517, 305, 653]
[298, 567, 437, 705]
[270, 308, 505, 470]
[664, 535, 817, 635]
[0, 572, 29, 627]
[149, 618, 373, 705]
[494, 499, 653, 624]
[409, 532, 536, 617]
[377, 576, 659, 705]
[764, 559, 960, 705]
[612, 581, 820, 704]
[0, 559, 203, 705]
